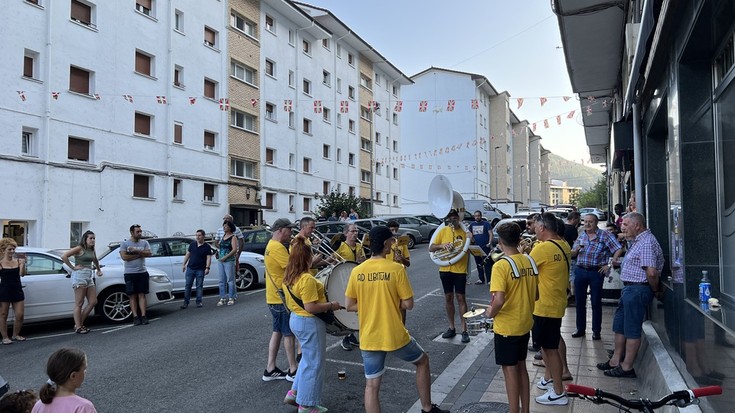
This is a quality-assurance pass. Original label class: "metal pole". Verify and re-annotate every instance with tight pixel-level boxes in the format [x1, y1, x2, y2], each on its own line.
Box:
[494, 146, 500, 209]
[520, 165, 525, 207]
[632, 103, 643, 214]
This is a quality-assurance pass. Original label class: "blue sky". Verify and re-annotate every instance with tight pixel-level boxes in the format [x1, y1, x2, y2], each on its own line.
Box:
[304, 0, 592, 165]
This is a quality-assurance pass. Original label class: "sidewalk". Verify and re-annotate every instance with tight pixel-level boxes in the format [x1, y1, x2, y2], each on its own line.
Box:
[419, 303, 638, 412]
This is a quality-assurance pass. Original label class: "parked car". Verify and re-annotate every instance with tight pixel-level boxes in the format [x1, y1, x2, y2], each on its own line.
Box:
[99, 237, 265, 292]
[512, 211, 534, 219]
[11, 247, 174, 324]
[547, 209, 570, 220]
[413, 214, 443, 226]
[490, 218, 529, 248]
[379, 216, 439, 241]
[242, 228, 271, 255]
[352, 218, 422, 248]
[579, 207, 608, 221]
[463, 200, 510, 226]
[313, 222, 371, 257]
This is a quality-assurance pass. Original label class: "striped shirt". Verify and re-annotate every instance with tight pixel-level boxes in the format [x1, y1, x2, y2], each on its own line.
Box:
[573, 229, 622, 268]
[620, 229, 664, 282]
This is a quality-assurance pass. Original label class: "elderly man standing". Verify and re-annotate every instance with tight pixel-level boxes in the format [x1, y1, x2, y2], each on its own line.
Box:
[571, 214, 623, 340]
[598, 212, 664, 378]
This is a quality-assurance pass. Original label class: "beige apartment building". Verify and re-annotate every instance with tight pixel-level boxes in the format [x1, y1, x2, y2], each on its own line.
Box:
[549, 179, 581, 206]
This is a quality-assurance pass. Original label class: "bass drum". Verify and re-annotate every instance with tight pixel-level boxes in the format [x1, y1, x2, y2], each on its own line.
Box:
[315, 261, 360, 336]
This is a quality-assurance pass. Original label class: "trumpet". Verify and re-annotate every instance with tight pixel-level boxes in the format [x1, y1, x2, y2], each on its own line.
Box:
[518, 236, 537, 255]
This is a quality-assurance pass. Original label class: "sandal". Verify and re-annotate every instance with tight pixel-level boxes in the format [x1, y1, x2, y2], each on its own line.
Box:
[1, 338, 12, 345]
[11, 335, 26, 341]
[603, 365, 637, 378]
[562, 374, 573, 381]
[74, 327, 88, 335]
[596, 360, 615, 371]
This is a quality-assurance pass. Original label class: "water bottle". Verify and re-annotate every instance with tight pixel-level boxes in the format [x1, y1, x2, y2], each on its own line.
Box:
[699, 270, 711, 303]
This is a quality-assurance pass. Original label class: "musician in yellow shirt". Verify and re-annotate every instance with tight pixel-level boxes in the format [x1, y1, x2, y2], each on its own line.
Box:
[386, 220, 410, 267]
[332, 223, 366, 352]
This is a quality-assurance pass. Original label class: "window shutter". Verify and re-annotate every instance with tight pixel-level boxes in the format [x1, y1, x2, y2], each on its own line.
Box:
[204, 27, 215, 45]
[133, 175, 149, 198]
[174, 123, 182, 143]
[71, 0, 91, 24]
[69, 67, 90, 94]
[204, 184, 214, 199]
[136, 0, 152, 9]
[204, 79, 215, 99]
[204, 131, 215, 148]
[67, 138, 89, 162]
[135, 52, 151, 76]
[135, 113, 151, 135]
[23, 56, 33, 78]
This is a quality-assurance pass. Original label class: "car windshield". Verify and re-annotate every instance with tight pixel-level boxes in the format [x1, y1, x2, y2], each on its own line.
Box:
[98, 244, 121, 260]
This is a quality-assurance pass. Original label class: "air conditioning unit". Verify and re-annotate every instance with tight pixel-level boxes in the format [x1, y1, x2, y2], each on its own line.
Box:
[625, 23, 640, 64]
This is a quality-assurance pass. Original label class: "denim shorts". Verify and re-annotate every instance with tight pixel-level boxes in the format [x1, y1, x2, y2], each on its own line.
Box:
[361, 337, 425, 379]
[269, 304, 293, 336]
[72, 269, 95, 289]
[612, 284, 653, 339]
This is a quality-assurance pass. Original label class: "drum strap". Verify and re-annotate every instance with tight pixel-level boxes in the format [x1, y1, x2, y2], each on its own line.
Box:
[285, 285, 336, 324]
[501, 254, 538, 279]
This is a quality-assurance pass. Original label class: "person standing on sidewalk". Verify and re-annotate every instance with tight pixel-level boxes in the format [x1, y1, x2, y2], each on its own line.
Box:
[215, 214, 244, 273]
[180, 230, 214, 309]
[597, 212, 664, 378]
[345, 225, 448, 413]
[119, 225, 151, 326]
[485, 222, 538, 413]
[216, 222, 239, 306]
[570, 214, 623, 340]
[334, 223, 366, 352]
[468, 211, 493, 285]
[61, 230, 103, 334]
[529, 213, 572, 405]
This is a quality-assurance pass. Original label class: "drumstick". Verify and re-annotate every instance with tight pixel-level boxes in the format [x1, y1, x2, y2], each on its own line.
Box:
[470, 303, 489, 308]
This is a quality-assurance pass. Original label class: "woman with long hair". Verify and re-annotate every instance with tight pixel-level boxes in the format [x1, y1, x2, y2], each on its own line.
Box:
[61, 231, 103, 334]
[0, 238, 26, 345]
[32, 347, 96, 413]
[217, 221, 238, 307]
[282, 236, 340, 413]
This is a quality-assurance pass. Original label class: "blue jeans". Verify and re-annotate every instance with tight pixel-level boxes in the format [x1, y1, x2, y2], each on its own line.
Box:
[289, 314, 326, 406]
[218, 260, 236, 299]
[472, 245, 492, 283]
[184, 268, 205, 305]
[574, 266, 604, 333]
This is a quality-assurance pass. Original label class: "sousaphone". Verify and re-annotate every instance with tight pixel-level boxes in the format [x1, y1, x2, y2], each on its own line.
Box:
[428, 175, 471, 266]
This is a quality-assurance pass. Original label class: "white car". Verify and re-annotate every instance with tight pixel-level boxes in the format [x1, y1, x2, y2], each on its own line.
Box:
[9, 248, 174, 324]
[98, 237, 265, 292]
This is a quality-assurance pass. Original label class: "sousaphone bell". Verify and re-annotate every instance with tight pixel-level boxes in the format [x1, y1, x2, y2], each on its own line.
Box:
[428, 175, 471, 266]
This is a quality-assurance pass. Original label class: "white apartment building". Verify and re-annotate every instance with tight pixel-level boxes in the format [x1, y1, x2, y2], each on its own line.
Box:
[1, 0, 229, 247]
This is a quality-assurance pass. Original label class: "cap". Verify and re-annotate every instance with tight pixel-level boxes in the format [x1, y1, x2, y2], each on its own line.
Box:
[369, 225, 394, 255]
[446, 209, 460, 218]
[271, 218, 296, 231]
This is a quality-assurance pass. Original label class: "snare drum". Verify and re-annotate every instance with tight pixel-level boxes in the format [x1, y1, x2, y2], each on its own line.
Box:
[466, 318, 493, 336]
[314, 261, 359, 336]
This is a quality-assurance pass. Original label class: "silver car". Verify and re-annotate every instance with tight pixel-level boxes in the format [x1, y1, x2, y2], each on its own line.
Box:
[382, 216, 439, 241]
[352, 218, 423, 248]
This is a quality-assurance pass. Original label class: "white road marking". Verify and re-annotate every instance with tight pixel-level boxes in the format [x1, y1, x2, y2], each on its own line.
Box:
[325, 358, 438, 377]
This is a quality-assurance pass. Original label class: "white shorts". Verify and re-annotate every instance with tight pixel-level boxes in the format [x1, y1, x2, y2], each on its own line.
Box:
[72, 269, 95, 289]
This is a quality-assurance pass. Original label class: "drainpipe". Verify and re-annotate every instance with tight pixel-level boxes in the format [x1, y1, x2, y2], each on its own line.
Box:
[632, 103, 643, 213]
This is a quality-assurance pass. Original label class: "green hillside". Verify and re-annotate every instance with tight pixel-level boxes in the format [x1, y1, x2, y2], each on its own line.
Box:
[548, 153, 603, 190]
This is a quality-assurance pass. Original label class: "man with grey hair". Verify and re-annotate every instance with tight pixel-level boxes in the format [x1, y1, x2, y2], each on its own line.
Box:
[598, 212, 664, 378]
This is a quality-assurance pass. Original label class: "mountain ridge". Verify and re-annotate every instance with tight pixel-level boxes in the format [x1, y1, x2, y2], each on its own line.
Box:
[549, 153, 602, 190]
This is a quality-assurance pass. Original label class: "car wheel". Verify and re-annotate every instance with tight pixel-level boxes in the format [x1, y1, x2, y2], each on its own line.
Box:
[97, 286, 133, 323]
[236, 265, 258, 290]
[407, 235, 416, 249]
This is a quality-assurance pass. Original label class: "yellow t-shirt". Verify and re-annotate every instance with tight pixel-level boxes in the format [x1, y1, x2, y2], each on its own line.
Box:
[386, 243, 409, 264]
[490, 255, 538, 336]
[345, 258, 413, 351]
[432, 226, 468, 274]
[284, 272, 327, 317]
[530, 240, 571, 318]
[335, 241, 365, 262]
[265, 239, 289, 305]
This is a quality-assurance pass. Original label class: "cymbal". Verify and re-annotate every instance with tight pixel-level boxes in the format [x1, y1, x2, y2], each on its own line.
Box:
[463, 308, 486, 318]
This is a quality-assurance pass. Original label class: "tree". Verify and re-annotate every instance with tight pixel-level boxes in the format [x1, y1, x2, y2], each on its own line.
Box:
[315, 192, 368, 218]
[576, 177, 608, 209]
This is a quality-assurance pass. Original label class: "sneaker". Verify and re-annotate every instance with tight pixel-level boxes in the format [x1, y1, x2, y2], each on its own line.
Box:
[441, 328, 456, 339]
[180, 303, 188, 309]
[421, 404, 450, 413]
[286, 369, 297, 382]
[461, 331, 470, 343]
[217, 298, 226, 307]
[227, 298, 235, 306]
[346, 334, 360, 347]
[140, 316, 149, 325]
[298, 405, 328, 413]
[196, 303, 203, 308]
[283, 389, 298, 406]
[133, 316, 142, 326]
[341, 336, 353, 351]
[535, 389, 569, 405]
[534, 350, 543, 360]
[262, 367, 288, 382]
[536, 377, 553, 390]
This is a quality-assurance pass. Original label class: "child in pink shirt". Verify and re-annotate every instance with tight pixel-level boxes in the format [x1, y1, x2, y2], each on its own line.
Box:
[31, 348, 96, 413]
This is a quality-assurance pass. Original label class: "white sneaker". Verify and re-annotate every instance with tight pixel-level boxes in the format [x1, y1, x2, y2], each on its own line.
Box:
[535, 389, 568, 405]
[227, 298, 235, 306]
[536, 377, 553, 390]
[217, 298, 226, 307]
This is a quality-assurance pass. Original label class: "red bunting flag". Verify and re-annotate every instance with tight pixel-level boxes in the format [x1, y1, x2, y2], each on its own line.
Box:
[340, 100, 349, 113]
[189, 97, 197, 105]
[512, 129, 517, 137]
[471, 99, 479, 109]
[219, 98, 230, 111]
[543, 119, 549, 128]
[394, 101, 403, 112]
[284, 100, 293, 112]
[586, 106, 593, 116]
[17, 91, 26, 101]
[602, 99, 608, 108]
[51, 92, 60, 100]
[517, 98, 524, 109]
[313, 100, 322, 113]
[156, 95, 167, 104]
[540, 97, 548, 106]
[369, 100, 379, 111]
[556, 115, 562, 125]
[587, 96, 596, 102]
[250, 98, 258, 107]
[446, 100, 455, 111]
[563, 96, 572, 102]
[123, 94, 133, 103]
[419, 101, 428, 112]
[93, 94, 101, 100]
[567, 110, 575, 118]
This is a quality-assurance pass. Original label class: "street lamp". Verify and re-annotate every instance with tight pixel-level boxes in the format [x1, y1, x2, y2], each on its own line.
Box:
[520, 165, 525, 207]
[494, 146, 501, 209]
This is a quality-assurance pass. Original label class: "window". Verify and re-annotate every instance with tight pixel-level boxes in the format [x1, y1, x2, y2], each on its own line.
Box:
[348, 86, 355, 100]
[23, 49, 39, 79]
[174, 65, 184, 87]
[135, 50, 153, 77]
[173, 179, 182, 201]
[204, 78, 217, 99]
[385, 135, 389, 146]
[361, 138, 372, 152]
[375, 73, 381, 86]
[375, 162, 382, 175]
[288, 112, 295, 128]
[360, 106, 372, 121]
[265, 15, 274, 33]
[288, 29, 295, 45]
[323, 181, 330, 194]
[336, 78, 342, 93]
[265, 59, 275, 77]
[231, 12, 256, 38]
[348, 53, 355, 66]
[393, 195, 398, 206]
[133, 174, 152, 198]
[173, 122, 183, 144]
[303, 78, 311, 95]
[134, 112, 152, 136]
[322, 39, 330, 50]
[203, 131, 215, 150]
[376, 192, 382, 202]
[336, 43, 342, 57]
[323, 144, 331, 159]
[231, 110, 257, 132]
[265, 193, 274, 209]
[69, 66, 91, 95]
[349, 186, 355, 197]
[203, 184, 216, 202]
[265, 102, 275, 121]
[392, 113, 399, 125]
[231, 61, 256, 85]
[303, 40, 311, 55]
[323, 107, 331, 123]
[174, 9, 183, 32]
[392, 85, 399, 97]
[348, 119, 355, 133]
[204, 26, 218, 48]
[135, 0, 153, 17]
[322, 70, 331, 86]
[375, 132, 381, 145]
[336, 148, 342, 162]
[70, 0, 93, 27]
[393, 167, 398, 179]
[360, 74, 372, 90]
[303, 157, 311, 173]
[265, 148, 274, 165]
[393, 140, 398, 152]
[336, 113, 342, 127]
[288, 70, 294, 87]
[348, 152, 355, 166]
[303, 118, 312, 134]
[21, 128, 35, 156]
[67, 137, 90, 162]
[303, 197, 311, 212]
[231, 158, 256, 178]
[289, 153, 295, 169]
[361, 170, 371, 183]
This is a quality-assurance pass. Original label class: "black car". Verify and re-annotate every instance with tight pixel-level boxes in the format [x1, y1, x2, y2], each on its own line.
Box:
[242, 228, 271, 255]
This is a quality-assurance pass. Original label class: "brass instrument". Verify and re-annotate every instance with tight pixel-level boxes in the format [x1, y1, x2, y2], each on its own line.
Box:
[428, 175, 471, 266]
[518, 235, 537, 255]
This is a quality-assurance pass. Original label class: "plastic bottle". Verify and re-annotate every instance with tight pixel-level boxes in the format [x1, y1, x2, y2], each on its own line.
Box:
[699, 270, 711, 303]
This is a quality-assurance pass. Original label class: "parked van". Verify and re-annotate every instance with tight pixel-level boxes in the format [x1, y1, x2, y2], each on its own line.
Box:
[463, 200, 508, 226]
